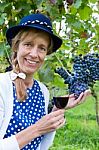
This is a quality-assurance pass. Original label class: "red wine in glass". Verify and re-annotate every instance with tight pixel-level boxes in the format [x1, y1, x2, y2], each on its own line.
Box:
[53, 96, 69, 109]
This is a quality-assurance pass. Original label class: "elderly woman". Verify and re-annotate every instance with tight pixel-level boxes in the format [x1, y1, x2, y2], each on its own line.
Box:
[0, 13, 90, 150]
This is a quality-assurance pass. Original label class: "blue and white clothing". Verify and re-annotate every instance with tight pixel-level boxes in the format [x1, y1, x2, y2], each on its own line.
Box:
[4, 80, 46, 150]
[0, 72, 55, 150]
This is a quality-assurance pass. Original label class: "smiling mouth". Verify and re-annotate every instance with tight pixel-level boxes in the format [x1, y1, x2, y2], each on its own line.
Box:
[26, 59, 39, 64]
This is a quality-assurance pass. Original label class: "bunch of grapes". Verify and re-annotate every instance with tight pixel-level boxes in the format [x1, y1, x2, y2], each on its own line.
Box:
[55, 53, 99, 98]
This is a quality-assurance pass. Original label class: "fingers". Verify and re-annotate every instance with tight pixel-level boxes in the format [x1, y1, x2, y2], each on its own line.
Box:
[35, 109, 66, 135]
[51, 105, 60, 112]
[51, 116, 66, 130]
[51, 109, 65, 117]
[69, 94, 75, 98]
[75, 92, 84, 103]
[75, 89, 91, 104]
[49, 109, 66, 130]
[68, 93, 84, 108]
[49, 109, 65, 124]
[84, 89, 91, 96]
[52, 110, 64, 123]
[57, 118, 66, 129]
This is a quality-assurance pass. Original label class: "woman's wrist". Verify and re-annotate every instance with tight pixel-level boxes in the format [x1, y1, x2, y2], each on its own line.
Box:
[15, 124, 40, 149]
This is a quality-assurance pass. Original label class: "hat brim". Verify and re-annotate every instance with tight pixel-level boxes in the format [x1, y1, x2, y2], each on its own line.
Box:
[6, 25, 62, 54]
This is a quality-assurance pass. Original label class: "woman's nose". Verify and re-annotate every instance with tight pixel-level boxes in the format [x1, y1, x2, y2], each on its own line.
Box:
[30, 46, 38, 57]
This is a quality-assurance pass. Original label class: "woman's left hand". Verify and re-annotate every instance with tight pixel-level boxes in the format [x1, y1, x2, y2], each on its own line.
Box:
[65, 89, 91, 110]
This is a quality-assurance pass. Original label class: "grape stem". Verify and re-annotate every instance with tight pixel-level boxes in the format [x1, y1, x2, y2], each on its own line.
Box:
[54, 53, 72, 77]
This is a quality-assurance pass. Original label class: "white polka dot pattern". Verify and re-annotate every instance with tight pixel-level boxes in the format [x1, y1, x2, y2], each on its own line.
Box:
[4, 80, 46, 150]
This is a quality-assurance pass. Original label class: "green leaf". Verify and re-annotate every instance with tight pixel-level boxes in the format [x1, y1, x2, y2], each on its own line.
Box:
[36, 0, 43, 5]
[79, 39, 88, 49]
[38, 64, 54, 83]
[0, 12, 7, 25]
[89, 0, 97, 3]
[70, 6, 77, 15]
[73, 0, 82, 9]
[53, 75, 65, 87]
[78, 6, 92, 20]
[1, 13, 7, 19]
[0, 2, 7, 12]
[72, 20, 83, 31]
[0, 18, 5, 25]
[0, 43, 5, 56]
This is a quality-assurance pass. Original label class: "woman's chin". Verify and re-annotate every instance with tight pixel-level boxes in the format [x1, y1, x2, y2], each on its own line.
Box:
[24, 68, 38, 75]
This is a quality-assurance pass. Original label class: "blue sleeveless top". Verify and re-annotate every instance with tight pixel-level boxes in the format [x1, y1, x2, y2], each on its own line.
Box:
[4, 80, 46, 150]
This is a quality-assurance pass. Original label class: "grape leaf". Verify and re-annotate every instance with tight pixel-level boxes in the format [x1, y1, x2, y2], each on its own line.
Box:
[73, 0, 82, 9]
[78, 6, 92, 20]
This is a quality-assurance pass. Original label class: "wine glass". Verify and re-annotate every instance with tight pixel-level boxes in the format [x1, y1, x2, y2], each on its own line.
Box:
[51, 87, 69, 109]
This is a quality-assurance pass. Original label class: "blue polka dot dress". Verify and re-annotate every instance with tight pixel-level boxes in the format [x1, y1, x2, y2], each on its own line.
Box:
[4, 80, 46, 150]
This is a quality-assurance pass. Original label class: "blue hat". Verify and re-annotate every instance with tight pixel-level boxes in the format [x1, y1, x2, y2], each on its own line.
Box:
[6, 13, 62, 54]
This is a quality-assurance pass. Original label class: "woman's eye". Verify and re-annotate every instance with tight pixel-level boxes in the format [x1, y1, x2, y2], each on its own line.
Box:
[40, 47, 47, 52]
[24, 43, 32, 47]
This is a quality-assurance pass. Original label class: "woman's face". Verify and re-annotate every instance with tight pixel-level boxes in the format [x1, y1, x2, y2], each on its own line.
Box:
[17, 30, 50, 76]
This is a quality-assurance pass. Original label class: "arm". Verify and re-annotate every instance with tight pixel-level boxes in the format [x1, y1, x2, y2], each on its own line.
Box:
[0, 80, 65, 150]
[0, 99, 65, 150]
[0, 95, 19, 150]
[15, 109, 65, 149]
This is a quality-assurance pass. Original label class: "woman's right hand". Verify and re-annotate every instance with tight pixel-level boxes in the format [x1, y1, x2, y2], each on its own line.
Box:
[16, 109, 65, 149]
[35, 109, 65, 136]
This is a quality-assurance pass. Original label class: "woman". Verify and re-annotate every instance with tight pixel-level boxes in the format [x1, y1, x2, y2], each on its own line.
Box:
[0, 13, 90, 150]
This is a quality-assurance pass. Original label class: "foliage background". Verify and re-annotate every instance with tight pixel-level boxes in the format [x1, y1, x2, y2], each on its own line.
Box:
[0, 0, 99, 75]
[0, 0, 99, 149]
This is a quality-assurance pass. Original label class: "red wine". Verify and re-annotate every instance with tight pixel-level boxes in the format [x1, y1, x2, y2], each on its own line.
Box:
[53, 96, 69, 109]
